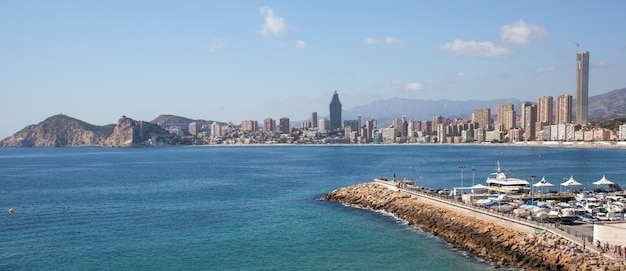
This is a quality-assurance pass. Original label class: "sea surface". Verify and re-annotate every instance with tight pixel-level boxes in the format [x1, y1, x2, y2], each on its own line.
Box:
[1, 145, 625, 270]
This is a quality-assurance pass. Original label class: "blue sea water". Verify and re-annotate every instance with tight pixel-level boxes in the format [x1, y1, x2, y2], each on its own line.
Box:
[1, 145, 625, 270]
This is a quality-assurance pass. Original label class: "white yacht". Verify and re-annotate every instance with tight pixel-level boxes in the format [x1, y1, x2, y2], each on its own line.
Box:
[485, 161, 530, 193]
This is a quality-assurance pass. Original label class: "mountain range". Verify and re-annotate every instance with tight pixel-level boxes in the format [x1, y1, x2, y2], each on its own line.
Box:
[2, 87, 625, 147]
[345, 87, 626, 125]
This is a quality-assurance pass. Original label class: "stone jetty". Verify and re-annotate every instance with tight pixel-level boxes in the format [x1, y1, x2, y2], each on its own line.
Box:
[322, 182, 626, 271]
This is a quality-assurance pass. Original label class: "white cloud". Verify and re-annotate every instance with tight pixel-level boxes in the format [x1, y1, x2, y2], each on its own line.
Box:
[363, 38, 379, 45]
[405, 82, 424, 92]
[439, 39, 512, 58]
[364, 36, 404, 46]
[535, 66, 556, 74]
[384, 36, 404, 46]
[500, 20, 549, 44]
[208, 38, 226, 53]
[258, 6, 288, 37]
[295, 40, 306, 49]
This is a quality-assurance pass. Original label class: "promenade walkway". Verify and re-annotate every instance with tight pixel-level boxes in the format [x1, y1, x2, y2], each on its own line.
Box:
[373, 179, 625, 261]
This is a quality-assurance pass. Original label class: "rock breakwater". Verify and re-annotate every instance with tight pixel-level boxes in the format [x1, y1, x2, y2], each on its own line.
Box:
[323, 182, 626, 271]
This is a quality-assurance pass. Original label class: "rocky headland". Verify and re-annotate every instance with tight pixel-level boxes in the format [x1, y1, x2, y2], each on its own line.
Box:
[0, 115, 172, 147]
[322, 182, 626, 271]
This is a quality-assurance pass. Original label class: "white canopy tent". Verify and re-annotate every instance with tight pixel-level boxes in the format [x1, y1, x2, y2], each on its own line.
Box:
[533, 176, 554, 196]
[593, 175, 618, 192]
[560, 175, 583, 192]
[533, 176, 554, 187]
[593, 175, 615, 186]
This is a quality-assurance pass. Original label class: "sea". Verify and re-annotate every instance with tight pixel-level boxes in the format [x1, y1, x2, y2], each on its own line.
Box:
[1, 145, 625, 270]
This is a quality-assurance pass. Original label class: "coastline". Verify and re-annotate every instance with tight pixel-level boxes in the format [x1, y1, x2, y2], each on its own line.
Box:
[322, 182, 626, 271]
[190, 140, 626, 149]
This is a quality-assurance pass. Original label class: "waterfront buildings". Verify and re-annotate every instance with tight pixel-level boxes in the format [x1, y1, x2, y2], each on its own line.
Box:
[521, 102, 537, 140]
[576, 51, 590, 125]
[189, 122, 200, 136]
[473, 108, 491, 130]
[279, 117, 290, 133]
[240, 120, 258, 132]
[620, 124, 626, 141]
[319, 118, 328, 132]
[301, 120, 311, 129]
[537, 96, 554, 125]
[496, 104, 515, 131]
[556, 94, 573, 124]
[264, 118, 275, 132]
[311, 112, 318, 128]
[329, 91, 342, 130]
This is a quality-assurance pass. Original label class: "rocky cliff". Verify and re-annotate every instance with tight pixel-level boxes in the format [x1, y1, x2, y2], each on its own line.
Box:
[104, 116, 172, 147]
[1, 115, 173, 147]
[0, 114, 113, 147]
[323, 183, 626, 271]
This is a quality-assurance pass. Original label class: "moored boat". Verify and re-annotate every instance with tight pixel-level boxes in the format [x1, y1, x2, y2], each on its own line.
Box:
[485, 161, 530, 194]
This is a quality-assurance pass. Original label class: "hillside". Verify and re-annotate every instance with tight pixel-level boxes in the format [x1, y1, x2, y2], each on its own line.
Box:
[589, 87, 626, 119]
[0, 115, 173, 147]
[0, 114, 114, 147]
[151, 114, 218, 128]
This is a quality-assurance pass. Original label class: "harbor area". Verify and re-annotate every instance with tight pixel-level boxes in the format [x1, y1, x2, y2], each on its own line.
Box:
[373, 178, 626, 262]
[323, 181, 626, 270]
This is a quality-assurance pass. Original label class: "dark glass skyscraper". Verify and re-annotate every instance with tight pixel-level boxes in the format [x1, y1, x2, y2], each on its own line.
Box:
[329, 91, 342, 130]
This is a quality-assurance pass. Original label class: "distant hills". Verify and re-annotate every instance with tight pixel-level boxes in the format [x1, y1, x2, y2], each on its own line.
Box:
[589, 88, 626, 119]
[2, 87, 626, 147]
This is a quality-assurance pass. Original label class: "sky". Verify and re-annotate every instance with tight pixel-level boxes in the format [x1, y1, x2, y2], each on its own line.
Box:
[2, 1, 626, 139]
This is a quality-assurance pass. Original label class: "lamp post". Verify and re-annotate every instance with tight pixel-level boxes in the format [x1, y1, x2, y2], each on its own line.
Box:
[471, 167, 476, 187]
[530, 175, 536, 205]
[459, 166, 466, 192]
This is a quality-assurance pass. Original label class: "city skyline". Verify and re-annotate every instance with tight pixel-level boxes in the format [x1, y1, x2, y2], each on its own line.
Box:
[2, 1, 626, 139]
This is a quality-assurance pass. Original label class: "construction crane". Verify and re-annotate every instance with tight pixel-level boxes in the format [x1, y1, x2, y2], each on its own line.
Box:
[573, 41, 580, 53]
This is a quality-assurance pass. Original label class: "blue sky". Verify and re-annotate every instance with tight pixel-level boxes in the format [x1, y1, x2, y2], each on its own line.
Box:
[1, 1, 625, 138]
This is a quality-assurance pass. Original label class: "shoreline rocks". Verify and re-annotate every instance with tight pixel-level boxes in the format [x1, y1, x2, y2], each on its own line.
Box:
[323, 182, 626, 271]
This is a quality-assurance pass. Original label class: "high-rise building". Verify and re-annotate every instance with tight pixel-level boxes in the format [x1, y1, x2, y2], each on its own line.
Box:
[432, 115, 443, 125]
[240, 120, 258, 132]
[473, 108, 491, 130]
[329, 91, 342, 130]
[311, 112, 318, 128]
[343, 120, 359, 132]
[211, 122, 221, 136]
[556, 94, 572, 124]
[319, 118, 328, 131]
[364, 119, 376, 142]
[537, 96, 554, 125]
[521, 102, 537, 140]
[263, 118, 275, 132]
[189, 122, 200, 136]
[279, 117, 290, 133]
[496, 104, 515, 130]
[576, 51, 589, 125]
